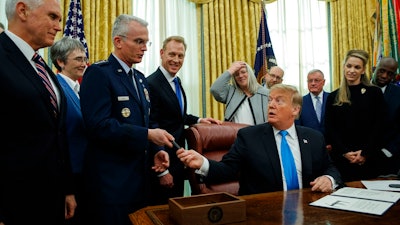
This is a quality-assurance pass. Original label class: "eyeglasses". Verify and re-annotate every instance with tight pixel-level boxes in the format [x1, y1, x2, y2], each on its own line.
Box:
[269, 74, 283, 81]
[69, 56, 88, 63]
[377, 68, 396, 77]
[307, 79, 323, 83]
[119, 35, 152, 48]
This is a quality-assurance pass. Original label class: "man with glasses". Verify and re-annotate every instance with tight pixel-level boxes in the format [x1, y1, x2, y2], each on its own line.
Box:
[79, 14, 174, 225]
[0, 1, 75, 224]
[262, 66, 285, 89]
[297, 69, 329, 136]
[371, 57, 400, 176]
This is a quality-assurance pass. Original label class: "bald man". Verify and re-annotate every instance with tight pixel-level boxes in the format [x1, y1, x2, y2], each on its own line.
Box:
[263, 66, 285, 89]
[372, 57, 400, 176]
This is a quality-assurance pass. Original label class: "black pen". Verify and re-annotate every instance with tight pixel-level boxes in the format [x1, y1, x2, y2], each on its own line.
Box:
[388, 184, 400, 188]
[171, 140, 182, 150]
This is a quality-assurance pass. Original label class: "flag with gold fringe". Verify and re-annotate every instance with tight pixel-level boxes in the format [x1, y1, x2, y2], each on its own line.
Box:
[372, 0, 399, 71]
[63, 0, 89, 59]
[253, 5, 277, 84]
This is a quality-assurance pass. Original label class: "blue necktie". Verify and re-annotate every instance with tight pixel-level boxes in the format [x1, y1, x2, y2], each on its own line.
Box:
[32, 53, 58, 118]
[315, 96, 322, 122]
[128, 69, 141, 101]
[279, 130, 299, 190]
[173, 77, 183, 115]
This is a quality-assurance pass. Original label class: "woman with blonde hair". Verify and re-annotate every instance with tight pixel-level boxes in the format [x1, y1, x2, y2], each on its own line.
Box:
[324, 49, 387, 182]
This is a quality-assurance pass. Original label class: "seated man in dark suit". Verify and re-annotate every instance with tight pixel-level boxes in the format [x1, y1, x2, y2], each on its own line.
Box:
[371, 57, 400, 176]
[177, 84, 343, 195]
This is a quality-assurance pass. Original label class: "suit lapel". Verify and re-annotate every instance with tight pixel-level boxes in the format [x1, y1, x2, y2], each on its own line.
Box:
[321, 92, 328, 122]
[262, 124, 284, 182]
[296, 127, 311, 179]
[2, 35, 63, 120]
[57, 76, 80, 109]
[384, 84, 396, 103]
[157, 72, 182, 116]
[306, 94, 319, 123]
[134, 71, 151, 125]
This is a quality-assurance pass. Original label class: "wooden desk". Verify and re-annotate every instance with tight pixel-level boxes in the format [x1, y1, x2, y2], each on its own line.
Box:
[129, 181, 400, 225]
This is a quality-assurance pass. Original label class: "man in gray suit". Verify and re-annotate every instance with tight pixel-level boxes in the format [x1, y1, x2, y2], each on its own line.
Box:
[177, 84, 343, 195]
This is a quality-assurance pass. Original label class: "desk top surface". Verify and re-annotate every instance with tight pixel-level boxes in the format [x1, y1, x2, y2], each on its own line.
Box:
[129, 181, 400, 225]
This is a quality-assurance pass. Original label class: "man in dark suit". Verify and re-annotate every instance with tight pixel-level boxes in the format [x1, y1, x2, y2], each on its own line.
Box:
[297, 69, 329, 136]
[0, 1, 76, 225]
[177, 84, 343, 195]
[371, 57, 400, 176]
[262, 66, 285, 89]
[80, 15, 174, 225]
[147, 36, 221, 204]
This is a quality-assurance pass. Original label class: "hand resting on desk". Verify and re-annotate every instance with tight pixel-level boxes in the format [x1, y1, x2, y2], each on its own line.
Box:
[310, 175, 334, 193]
[177, 149, 335, 193]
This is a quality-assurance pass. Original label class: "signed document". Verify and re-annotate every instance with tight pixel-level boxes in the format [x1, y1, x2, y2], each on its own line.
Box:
[309, 187, 400, 215]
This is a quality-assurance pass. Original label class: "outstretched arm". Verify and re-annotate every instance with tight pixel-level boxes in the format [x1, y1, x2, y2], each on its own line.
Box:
[176, 149, 204, 169]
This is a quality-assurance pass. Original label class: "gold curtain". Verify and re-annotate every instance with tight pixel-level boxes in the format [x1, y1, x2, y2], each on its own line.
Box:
[329, 0, 376, 89]
[49, 0, 131, 64]
[192, 0, 261, 120]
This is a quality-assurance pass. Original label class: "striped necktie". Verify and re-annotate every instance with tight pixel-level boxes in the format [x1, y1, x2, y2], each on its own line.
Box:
[32, 53, 58, 118]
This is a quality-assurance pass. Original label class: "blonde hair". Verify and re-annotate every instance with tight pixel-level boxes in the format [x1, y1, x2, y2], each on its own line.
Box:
[162, 36, 187, 51]
[270, 83, 303, 119]
[334, 49, 371, 106]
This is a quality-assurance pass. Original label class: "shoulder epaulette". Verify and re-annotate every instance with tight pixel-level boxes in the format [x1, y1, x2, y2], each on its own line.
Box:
[94, 60, 109, 65]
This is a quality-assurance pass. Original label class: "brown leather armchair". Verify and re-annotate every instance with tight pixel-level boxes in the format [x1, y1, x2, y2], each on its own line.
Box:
[185, 122, 249, 196]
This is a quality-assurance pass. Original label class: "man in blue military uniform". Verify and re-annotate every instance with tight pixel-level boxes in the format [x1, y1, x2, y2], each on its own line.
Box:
[80, 14, 174, 225]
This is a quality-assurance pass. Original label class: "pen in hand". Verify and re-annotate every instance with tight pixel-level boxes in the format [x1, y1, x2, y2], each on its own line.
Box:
[171, 140, 187, 168]
[171, 140, 182, 150]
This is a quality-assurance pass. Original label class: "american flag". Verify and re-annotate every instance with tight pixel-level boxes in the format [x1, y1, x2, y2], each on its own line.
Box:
[253, 5, 276, 83]
[63, 0, 89, 59]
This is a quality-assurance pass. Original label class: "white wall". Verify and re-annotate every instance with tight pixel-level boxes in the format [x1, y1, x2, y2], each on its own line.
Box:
[0, 1, 7, 29]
